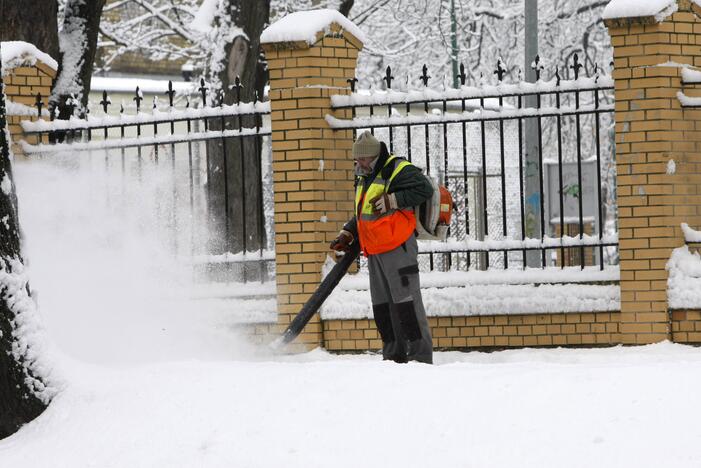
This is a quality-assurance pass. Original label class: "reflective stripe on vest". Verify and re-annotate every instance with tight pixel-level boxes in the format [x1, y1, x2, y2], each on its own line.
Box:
[355, 156, 417, 255]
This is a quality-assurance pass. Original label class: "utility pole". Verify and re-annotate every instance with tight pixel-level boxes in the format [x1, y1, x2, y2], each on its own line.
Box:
[524, 0, 541, 267]
[450, 0, 459, 88]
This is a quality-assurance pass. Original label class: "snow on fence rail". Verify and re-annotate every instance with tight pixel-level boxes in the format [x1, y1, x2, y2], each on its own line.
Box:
[20, 127, 268, 154]
[332, 55, 617, 274]
[20, 101, 271, 134]
[330, 75, 614, 109]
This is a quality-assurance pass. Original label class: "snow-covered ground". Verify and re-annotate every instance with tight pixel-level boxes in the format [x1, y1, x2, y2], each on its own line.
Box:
[3, 344, 701, 467]
[5, 132, 701, 468]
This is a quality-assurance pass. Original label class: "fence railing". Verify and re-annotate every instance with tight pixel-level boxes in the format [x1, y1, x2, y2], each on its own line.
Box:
[328, 55, 617, 273]
[19, 79, 275, 284]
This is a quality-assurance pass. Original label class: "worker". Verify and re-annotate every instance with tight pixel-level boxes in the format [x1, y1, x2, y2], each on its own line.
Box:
[330, 131, 434, 364]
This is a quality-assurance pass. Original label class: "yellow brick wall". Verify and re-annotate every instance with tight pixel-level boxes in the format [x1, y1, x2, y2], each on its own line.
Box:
[324, 312, 622, 351]
[263, 25, 362, 350]
[3, 61, 56, 155]
[670, 310, 701, 342]
[605, 2, 701, 344]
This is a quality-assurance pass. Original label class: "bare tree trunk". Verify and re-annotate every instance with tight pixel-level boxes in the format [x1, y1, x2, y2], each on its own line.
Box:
[0, 0, 60, 63]
[52, 0, 107, 119]
[339, 0, 355, 17]
[0, 46, 48, 440]
[206, 0, 270, 279]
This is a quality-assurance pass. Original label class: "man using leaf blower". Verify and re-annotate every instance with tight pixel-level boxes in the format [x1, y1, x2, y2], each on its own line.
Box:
[330, 131, 434, 364]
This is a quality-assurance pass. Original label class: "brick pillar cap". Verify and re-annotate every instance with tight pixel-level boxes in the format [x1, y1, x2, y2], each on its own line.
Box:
[261, 9, 364, 51]
[1, 41, 58, 78]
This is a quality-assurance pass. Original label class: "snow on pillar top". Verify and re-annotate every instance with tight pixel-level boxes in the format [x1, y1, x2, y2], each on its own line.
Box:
[602, 0, 679, 24]
[1, 41, 58, 77]
[602, 0, 691, 25]
[260, 9, 365, 50]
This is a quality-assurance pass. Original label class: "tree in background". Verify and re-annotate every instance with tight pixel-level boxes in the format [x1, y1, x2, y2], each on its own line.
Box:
[1, 0, 106, 118]
[351, 0, 610, 89]
[0, 45, 55, 440]
[0, 0, 60, 64]
[200, 0, 270, 260]
[52, 0, 108, 118]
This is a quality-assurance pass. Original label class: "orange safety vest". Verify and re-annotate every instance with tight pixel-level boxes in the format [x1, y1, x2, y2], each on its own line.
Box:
[355, 156, 416, 256]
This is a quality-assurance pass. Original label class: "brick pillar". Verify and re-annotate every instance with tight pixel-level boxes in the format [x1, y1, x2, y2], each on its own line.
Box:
[3, 61, 56, 155]
[262, 23, 362, 350]
[605, 0, 701, 344]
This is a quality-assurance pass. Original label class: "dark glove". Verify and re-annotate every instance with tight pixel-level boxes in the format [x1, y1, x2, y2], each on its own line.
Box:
[330, 230, 354, 253]
[368, 192, 398, 215]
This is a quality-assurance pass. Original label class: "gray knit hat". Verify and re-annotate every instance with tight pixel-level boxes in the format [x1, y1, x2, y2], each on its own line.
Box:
[352, 131, 381, 159]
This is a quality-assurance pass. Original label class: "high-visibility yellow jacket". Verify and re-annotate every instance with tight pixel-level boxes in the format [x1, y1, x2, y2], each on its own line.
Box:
[355, 155, 417, 255]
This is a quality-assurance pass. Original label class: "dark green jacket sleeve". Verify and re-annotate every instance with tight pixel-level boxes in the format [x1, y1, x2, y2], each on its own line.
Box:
[387, 164, 434, 208]
[342, 216, 358, 239]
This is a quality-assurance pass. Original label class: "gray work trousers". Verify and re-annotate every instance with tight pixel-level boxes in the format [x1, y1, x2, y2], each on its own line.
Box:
[368, 234, 433, 364]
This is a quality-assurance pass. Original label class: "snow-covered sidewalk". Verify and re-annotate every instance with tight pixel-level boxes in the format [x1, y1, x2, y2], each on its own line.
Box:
[2, 343, 701, 468]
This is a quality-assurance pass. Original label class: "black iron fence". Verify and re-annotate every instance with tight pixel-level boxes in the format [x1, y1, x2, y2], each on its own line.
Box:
[329, 55, 617, 272]
[20, 79, 274, 283]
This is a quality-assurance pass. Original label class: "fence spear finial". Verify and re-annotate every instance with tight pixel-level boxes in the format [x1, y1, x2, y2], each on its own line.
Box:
[458, 63, 467, 86]
[166, 80, 176, 108]
[532, 55, 543, 82]
[199, 78, 208, 107]
[346, 77, 358, 92]
[570, 53, 582, 80]
[233, 76, 243, 104]
[420, 64, 430, 87]
[100, 90, 110, 114]
[384, 66, 394, 89]
[494, 57, 506, 82]
[133, 87, 143, 112]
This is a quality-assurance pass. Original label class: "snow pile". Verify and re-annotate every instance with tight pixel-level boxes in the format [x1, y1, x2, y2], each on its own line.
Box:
[4, 344, 701, 467]
[0, 41, 58, 75]
[602, 0, 677, 21]
[322, 282, 620, 320]
[676, 91, 701, 107]
[681, 223, 701, 243]
[682, 67, 701, 84]
[667, 245, 701, 308]
[261, 9, 366, 45]
[667, 159, 676, 175]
